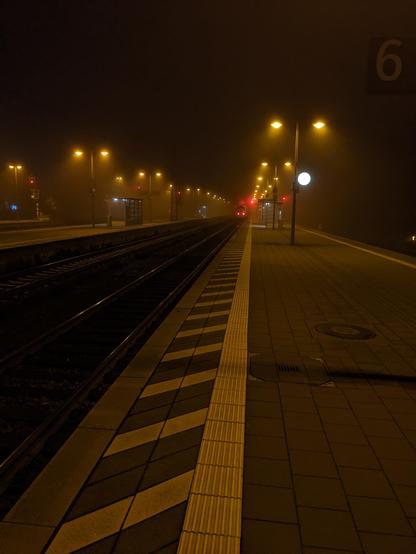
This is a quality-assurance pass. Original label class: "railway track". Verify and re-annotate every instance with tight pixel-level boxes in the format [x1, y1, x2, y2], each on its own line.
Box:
[0, 220, 218, 302]
[0, 219, 239, 510]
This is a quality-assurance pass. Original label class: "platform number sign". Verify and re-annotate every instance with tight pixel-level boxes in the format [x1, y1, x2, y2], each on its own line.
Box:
[367, 38, 416, 93]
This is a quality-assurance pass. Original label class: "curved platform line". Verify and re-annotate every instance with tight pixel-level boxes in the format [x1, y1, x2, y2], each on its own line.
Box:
[303, 228, 416, 270]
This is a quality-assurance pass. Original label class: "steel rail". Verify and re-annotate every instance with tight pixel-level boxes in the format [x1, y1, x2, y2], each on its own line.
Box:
[0, 221, 237, 491]
[0, 220, 222, 299]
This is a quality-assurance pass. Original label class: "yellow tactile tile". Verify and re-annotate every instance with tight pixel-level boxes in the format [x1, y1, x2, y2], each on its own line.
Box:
[183, 495, 241, 536]
[210, 387, 246, 405]
[160, 408, 208, 438]
[176, 324, 227, 338]
[213, 376, 245, 391]
[123, 471, 194, 529]
[186, 309, 230, 320]
[192, 465, 243, 498]
[198, 439, 244, 468]
[104, 421, 163, 457]
[178, 226, 251, 551]
[204, 420, 245, 443]
[208, 403, 245, 423]
[178, 531, 240, 553]
[46, 497, 132, 554]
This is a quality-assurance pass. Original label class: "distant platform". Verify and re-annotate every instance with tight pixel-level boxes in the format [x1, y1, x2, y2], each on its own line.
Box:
[0, 220, 172, 250]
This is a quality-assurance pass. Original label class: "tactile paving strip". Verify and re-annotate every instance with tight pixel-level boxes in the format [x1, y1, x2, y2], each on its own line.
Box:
[178, 226, 251, 553]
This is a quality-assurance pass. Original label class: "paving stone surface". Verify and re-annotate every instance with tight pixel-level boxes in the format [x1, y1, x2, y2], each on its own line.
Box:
[242, 227, 416, 553]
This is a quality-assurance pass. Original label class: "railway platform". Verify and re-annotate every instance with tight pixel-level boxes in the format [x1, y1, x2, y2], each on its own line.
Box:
[2, 223, 416, 553]
[0, 220, 172, 250]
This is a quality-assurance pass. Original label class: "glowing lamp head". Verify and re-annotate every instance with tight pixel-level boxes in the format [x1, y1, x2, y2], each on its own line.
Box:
[261, 162, 268, 167]
[257, 176, 263, 181]
[284, 161, 292, 167]
[73, 150, 84, 158]
[297, 172, 312, 186]
[270, 121, 282, 129]
[155, 172, 162, 177]
[313, 121, 325, 129]
[100, 150, 109, 157]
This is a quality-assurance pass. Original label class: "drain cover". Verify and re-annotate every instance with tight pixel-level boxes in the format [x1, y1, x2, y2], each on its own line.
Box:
[277, 364, 300, 373]
[315, 323, 376, 340]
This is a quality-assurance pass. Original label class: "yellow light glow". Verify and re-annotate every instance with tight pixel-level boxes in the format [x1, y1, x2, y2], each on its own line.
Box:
[16, 165, 22, 170]
[139, 171, 145, 177]
[155, 172, 162, 177]
[256, 184, 260, 188]
[268, 185, 272, 189]
[169, 184, 173, 188]
[284, 161, 292, 167]
[257, 177, 263, 181]
[261, 162, 268, 167]
[207, 192, 210, 196]
[313, 121, 325, 129]
[196, 188, 200, 192]
[271, 121, 282, 129]
[100, 150, 109, 157]
[8, 165, 14, 169]
[115, 176, 123, 182]
[186, 187, 191, 192]
[73, 150, 84, 158]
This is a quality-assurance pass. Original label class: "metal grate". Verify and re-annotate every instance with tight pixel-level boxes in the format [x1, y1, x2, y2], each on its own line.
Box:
[277, 364, 301, 373]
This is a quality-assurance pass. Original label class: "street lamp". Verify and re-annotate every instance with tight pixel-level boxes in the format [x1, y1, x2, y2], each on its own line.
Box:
[73, 148, 110, 228]
[8, 164, 23, 207]
[138, 170, 163, 222]
[115, 175, 123, 183]
[270, 119, 325, 244]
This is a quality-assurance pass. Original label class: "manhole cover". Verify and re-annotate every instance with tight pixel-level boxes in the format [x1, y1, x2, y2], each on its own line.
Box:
[315, 323, 376, 340]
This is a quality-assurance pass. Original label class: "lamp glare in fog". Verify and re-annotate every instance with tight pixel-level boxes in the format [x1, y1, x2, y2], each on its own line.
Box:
[297, 172, 311, 186]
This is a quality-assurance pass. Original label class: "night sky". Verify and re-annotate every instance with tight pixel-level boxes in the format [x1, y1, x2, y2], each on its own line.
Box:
[1, 1, 416, 245]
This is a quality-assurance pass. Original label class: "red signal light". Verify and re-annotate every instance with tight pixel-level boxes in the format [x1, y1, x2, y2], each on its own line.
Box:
[281, 195, 288, 202]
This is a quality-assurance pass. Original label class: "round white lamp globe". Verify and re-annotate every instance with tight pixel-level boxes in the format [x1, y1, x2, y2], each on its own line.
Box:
[297, 172, 311, 186]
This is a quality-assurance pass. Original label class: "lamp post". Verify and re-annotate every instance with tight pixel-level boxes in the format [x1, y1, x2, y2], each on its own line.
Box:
[259, 161, 292, 230]
[8, 164, 23, 205]
[138, 170, 162, 222]
[73, 149, 110, 228]
[270, 120, 325, 245]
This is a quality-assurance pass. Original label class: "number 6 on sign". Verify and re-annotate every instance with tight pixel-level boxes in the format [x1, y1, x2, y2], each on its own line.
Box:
[367, 37, 416, 94]
[376, 39, 403, 81]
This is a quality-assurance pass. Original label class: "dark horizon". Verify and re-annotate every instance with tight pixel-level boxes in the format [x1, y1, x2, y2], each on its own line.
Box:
[1, 1, 416, 248]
